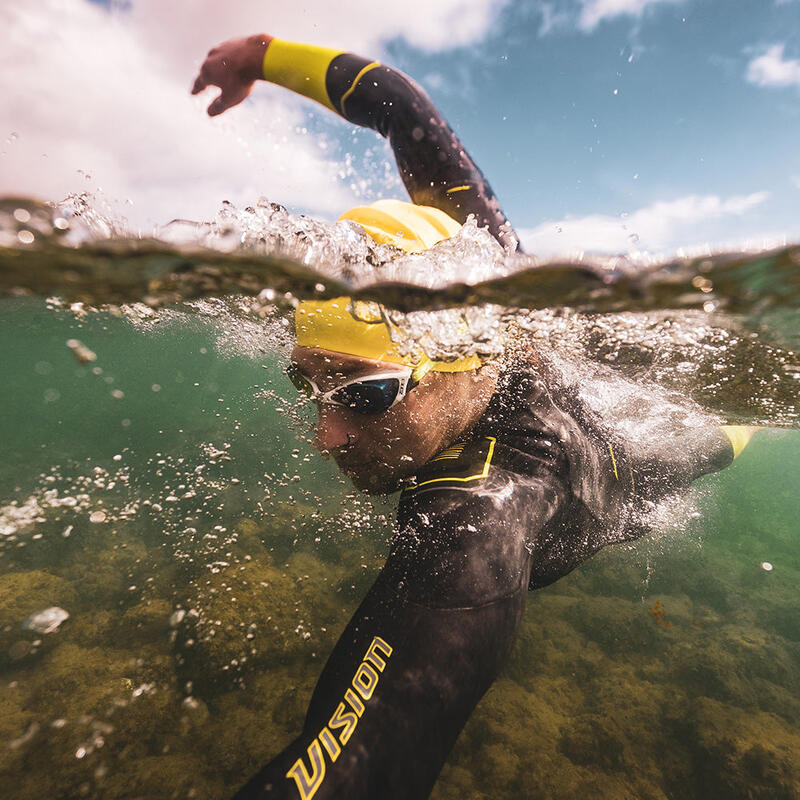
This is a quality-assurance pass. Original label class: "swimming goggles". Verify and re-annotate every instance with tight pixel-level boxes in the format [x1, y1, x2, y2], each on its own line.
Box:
[286, 360, 433, 415]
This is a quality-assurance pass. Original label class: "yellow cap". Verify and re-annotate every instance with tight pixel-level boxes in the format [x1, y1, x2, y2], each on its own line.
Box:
[296, 297, 411, 365]
[339, 199, 462, 253]
[295, 200, 480, 371]
[295, 296, 481, 371]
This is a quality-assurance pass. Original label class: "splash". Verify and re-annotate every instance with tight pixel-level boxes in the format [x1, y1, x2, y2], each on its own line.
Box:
[2, 192, 799, 427]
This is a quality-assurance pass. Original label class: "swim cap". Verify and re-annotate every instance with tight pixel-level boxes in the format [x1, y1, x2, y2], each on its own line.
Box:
[295, 200, 480, 372]
[339, 199, 462, 253]
[296, 297, 410, 365]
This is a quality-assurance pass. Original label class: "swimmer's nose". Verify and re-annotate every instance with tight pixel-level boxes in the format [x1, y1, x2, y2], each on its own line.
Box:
[314, 407, 356, 454]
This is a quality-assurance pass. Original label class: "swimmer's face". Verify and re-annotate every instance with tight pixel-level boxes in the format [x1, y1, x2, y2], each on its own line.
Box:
[290, 347, 497, 494]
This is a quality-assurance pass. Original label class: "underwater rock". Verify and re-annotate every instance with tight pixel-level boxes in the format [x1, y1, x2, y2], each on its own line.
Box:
[7, 640, 33, 660]
[0, 570, 77, 664]
[174, 552, 344, 692]
[560, 594, 661, 656]
[122, 598, 173, 638]
[23, 606, 69, 634]
[689, 697, 800, 799]
[100, 753, 218, 800]
[558, 714, 628, 769]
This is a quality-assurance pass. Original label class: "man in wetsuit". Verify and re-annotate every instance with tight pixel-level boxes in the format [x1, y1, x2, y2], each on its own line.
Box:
[191, 35, 756, 800]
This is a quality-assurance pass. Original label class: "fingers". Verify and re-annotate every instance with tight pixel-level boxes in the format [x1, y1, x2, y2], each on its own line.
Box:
[191, 73, 208, 95]
[207, 84, 252, 116]
[207, 92, 228, 116]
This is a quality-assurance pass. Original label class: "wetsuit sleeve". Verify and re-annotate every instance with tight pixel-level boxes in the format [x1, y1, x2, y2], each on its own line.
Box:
[231, 437, 567, 799]
[261, 38, 519, 250]
[626, 426, 737, 501]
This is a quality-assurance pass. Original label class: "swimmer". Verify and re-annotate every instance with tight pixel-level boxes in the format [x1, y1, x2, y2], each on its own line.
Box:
[192, 35, 757, 800]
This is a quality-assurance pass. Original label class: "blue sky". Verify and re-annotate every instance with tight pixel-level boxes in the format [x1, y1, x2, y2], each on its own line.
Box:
[384, 0, 800, 251]
[2, 0, 799, 254]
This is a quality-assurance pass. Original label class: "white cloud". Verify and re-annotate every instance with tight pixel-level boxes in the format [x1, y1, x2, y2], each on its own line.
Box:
[578, 0, 684, 31]
[746, 44, 800, 89]
[0, 0, 506, 228]
[520, 191, 770, 254]
[538, 2, 574, 36]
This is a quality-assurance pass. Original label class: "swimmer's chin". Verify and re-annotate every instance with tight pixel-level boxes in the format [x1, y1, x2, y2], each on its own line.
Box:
[338, 461, 411, 495]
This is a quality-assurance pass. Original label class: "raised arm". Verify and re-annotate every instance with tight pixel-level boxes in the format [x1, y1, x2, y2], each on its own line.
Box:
[192, 35, 519, 250]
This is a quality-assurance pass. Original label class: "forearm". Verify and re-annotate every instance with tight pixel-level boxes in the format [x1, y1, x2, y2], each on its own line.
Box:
[233, 458, 558, 800]
[233, 545, 527, 800]
[260, 38, 519, 250]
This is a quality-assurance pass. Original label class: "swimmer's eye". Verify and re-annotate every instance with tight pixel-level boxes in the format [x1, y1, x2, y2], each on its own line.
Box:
[329, 378, 403, 415]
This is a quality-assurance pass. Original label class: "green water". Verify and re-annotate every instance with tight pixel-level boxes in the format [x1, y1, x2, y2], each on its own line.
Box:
[1, 299, 799, 799]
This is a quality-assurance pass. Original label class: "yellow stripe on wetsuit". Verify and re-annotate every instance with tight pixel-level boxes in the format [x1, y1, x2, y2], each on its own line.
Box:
[338, 61, 380, 115]
[262, 39, 379, 115]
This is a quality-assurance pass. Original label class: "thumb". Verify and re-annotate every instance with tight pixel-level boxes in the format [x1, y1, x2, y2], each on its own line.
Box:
[191, 73, 208, 95]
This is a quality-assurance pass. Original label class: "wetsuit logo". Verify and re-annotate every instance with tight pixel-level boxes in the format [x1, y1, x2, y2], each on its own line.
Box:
[404, 436, 496, 494]
[285, 636, 393, 800]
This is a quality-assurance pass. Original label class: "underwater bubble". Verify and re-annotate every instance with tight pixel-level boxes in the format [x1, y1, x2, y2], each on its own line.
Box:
[90, 510, 107, 523]
[170, 610, 186, 627]
[8, 722, 39, 751]
[23, 607, 69, 634]
[66, 339, 97, 364]
[761, 561, 774, 571]
[13, 208, 31, 223]
[17, 230, 34, 244]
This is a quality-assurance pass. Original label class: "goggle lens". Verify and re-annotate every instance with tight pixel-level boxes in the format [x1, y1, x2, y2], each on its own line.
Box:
[330, 378, 401, 415]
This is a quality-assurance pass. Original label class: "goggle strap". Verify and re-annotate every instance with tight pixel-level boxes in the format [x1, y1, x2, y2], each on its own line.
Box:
[410, 358, 434, 387]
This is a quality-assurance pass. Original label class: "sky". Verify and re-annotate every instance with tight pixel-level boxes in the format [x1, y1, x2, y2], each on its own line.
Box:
[1, 0, 799, 255]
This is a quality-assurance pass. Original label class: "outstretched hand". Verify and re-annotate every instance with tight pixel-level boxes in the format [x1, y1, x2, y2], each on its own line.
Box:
[191, 34, 272, 116]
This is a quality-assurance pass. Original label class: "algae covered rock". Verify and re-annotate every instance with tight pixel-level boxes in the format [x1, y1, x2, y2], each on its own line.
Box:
[174, 552, 346, 692]
[561, 594, 661, 657]
[0, 569, 77, 666]
[122, 597, 173, 639]
[689, 697, 800, 799]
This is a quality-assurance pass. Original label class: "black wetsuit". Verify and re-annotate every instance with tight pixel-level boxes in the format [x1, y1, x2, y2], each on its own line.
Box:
[325, 53, 518, 250]
[234, 41, 735, 799]
[234, 361, 734, 800]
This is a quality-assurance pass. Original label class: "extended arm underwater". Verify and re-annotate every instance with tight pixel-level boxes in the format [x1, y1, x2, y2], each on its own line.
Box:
[192, 34, 519, 250]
